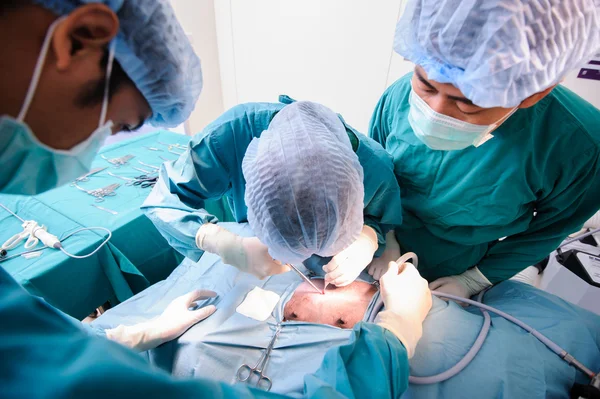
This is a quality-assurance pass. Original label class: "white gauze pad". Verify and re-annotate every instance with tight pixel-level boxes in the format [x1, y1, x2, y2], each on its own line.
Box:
[236, 287, 281, 321]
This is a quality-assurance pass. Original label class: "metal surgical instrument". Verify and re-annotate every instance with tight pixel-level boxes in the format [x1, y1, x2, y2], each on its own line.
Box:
[287, 264, 324, 294]
[74, 182, 120, 202]
[131, 175, 158, 188]
[101, 154, 135, 168]
[70, 167, 107, 185]
[132, 166, 153, 175]
[107, 172, 136, 186]
[236, 324, 282, 391]
[91, 204, 118, 215]
[157, 141, 187, 155]
[138, 160, 160, 170]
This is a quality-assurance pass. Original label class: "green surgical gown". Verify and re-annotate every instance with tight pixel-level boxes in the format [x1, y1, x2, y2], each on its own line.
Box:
[142, 97, 403, 261]
[370, 73, 600, 283]
[0, 266, 408, 398]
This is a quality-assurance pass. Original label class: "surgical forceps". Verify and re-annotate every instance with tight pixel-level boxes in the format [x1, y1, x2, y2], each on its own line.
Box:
[101, 154, 135, 168]
[74, 182, 120, 202]
[236, 324, 282, 391]
[70, 167, 107, 186]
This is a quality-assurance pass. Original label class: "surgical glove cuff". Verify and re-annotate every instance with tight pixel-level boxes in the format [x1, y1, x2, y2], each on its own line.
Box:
[375, 309, 422, 359]
[105, 321, 162, 353]
[457, 267, 492, 297]
[195, 223, 223, 252]
[196, 224, 247, 270]
[360, 224, 379, 253]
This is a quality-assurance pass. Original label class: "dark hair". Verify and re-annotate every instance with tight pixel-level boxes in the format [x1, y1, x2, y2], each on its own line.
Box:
[76, 49, 136, 108]
[1, 0, 28, 14]
[1, 3, 136, 107]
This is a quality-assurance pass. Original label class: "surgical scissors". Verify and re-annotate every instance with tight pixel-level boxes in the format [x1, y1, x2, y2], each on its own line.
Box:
[132, 175, 158, 188]
[108, 172, 157, 188]
[236, 324, 282, 391]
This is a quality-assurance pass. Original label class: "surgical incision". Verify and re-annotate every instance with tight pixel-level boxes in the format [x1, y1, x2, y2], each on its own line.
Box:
[283, 279, 377, 329]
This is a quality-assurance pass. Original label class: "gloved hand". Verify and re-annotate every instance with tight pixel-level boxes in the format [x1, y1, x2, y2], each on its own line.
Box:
[105, 290, 217, 352]
[429, 266, 492, 301]
[196, 223, 290, 279]
[323, 225, 378, 287]
[368, 231, 400, 281]
[375, 261, 432, 358]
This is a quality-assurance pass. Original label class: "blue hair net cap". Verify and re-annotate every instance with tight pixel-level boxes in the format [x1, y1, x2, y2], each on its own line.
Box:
[394, 0, 600, 108]
[242, 101, 365, 265]
[33, 0, 202, 127]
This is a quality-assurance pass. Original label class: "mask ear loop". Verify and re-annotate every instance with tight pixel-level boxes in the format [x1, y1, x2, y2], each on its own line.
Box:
[17, 16, 67, 123]
[99, 40, 116, 127]
[474, 106, 519, 147]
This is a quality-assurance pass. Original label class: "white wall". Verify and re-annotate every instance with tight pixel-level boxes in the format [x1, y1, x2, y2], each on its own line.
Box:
[563, 68, 600, 110]
[214, 0, 406, 133]
[170, 0, 225, 134]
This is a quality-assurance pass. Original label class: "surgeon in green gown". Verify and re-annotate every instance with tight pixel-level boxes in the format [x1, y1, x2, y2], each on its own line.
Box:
[370, 0, 600, 299]
[142, 96, 404, 288]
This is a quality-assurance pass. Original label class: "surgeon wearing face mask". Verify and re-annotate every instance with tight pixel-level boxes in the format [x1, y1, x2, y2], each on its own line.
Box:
[370, 0, 600, 300]
[0, 2, 432, 398]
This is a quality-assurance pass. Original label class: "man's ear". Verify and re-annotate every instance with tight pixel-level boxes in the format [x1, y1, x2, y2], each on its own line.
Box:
[51, 3, 119, 71]
[519, 83, 558, 109]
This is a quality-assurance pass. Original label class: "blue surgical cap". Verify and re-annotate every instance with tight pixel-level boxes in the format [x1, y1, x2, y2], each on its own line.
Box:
[33, 0, 202, 127]
[242, 101, 365, 265]
[394, 0, 600, 108]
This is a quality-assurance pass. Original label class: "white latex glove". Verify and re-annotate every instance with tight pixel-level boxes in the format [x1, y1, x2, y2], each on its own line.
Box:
[105, 290, 217, 352]
[429, 267, 492, 301]
[196, 224, 290, 279]
[368, 231, 400, 281]
[375, 261, 432, 358]
[323, 225, 378, 287]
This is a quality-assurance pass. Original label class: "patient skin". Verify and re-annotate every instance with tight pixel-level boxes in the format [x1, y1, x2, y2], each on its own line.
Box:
[283, 279, 377, 329]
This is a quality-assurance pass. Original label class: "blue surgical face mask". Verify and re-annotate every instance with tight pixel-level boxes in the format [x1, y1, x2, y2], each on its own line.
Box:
[408, 86, 517, 151]
[0, 17, 114, 195]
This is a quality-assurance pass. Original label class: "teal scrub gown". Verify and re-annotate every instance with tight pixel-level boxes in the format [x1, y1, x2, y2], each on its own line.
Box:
[370, 73, 600, 283]
[142, 96, 403, 262]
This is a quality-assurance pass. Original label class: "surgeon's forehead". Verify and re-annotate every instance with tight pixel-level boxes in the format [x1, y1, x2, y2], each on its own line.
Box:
[414, 66, 471, 99]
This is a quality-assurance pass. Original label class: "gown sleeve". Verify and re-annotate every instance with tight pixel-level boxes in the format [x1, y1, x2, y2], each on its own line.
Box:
[478, 144, 600, 283]
[141, 107, 253, 261]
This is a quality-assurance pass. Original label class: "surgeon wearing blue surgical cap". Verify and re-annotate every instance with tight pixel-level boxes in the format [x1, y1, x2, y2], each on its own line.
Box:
[0, 0, 203, 195]
[143, 99, 404, 287]
[0, 1, 432, 398]
[370, 0, 600, 300]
